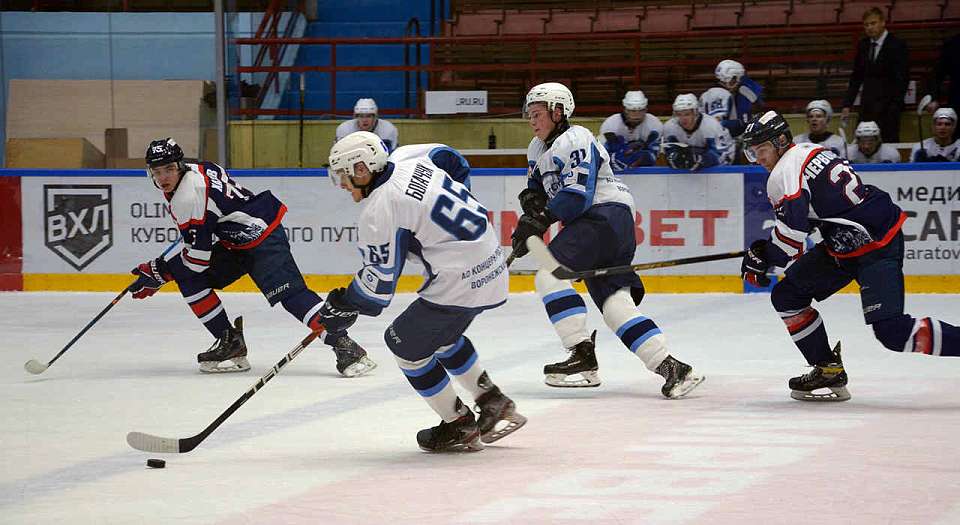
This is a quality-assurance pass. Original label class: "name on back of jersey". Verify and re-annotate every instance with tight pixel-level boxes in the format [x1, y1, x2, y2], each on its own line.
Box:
[405, 163, 434, 201]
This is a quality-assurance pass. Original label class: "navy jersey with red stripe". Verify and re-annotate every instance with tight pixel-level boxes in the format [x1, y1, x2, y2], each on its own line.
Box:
[765, 143, 905, 266]
[162, 161, 286, 274]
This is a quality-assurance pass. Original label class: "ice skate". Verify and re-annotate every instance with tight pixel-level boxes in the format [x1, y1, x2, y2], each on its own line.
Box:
[655, 355, 704, 399]
[328, 334, 377, 377]
[544, 331, 600, 387]
[417, 401, 484, 453]
[789, 342, 850, 402]
[474, 377, 527, 444]
[197, 317, 250, 373]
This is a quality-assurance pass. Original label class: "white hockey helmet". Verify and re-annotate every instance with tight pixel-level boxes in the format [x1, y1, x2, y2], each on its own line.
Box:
[525, 82, 575, 119]
[855, 121, 882, 139]
[328, 131, 389, 189]
[622, 90, 648, 111]
[672, 93, 699, 113]
[715, 59, 746, 84]
[933, 107, 957, 123]
[805, 99, 833, 120]
[353, 98, 378, 116]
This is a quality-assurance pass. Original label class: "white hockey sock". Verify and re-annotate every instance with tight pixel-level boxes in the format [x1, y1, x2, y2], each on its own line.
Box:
[394, 354, 462, 422]
[602, 288, 668, 371]
[436, 336, 487, 399]
[536, 267, 590, 349]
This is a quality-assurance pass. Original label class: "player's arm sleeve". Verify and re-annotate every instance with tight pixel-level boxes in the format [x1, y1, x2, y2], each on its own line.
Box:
[767, 192, 812, 267]
[739, 77, 763, 104]
[910, 144, 927, 162]
[546, 142, 603, 223]
[697, 137, 721, 168]
[343, 223, 411, 317]
[429, 146, 471, 189]
[384, 124, 399, 152]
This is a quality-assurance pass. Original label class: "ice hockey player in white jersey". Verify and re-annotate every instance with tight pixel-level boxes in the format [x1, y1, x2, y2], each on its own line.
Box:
[662, 93, 734, 170]
[700, 59, 764, 138]
[510, 81, 703, 398]
[322, 131, 526, 452]
[794, 100, 848, 158]
[847, 121, 902, 163]
[334, 98, 399, 152]
[911, 107, 960, 162]
[388, 143, 472, 189]
[599, 90, 663, 171]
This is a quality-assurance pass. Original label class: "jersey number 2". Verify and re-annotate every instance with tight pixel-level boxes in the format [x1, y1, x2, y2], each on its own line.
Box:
[430, 176, 488, 241]
[828, 162, 865, 205]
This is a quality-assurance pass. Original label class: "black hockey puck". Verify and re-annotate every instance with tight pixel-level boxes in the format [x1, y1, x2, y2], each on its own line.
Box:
[146, 458, 166, 469]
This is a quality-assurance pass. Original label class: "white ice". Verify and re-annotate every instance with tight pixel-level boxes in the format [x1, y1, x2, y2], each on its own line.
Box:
[2, 291, 959, 524]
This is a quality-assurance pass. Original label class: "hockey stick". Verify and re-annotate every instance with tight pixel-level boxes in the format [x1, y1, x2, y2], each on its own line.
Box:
[23, 283, 136, 375]
[126, 327, 324, 454]
[24, 238, 183, 375]
[526, 236, 744, 280]
[917, 94, 932, 148]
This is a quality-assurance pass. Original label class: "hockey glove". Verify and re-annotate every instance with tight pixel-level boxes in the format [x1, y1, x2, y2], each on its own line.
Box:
[510, 211, 556, 259]
[318, 287, 360, 334]
[130, 258, 173, 299]
[666, 146, 695, 170]
[741, 239, 772, 287]
[518, 188, 549, 216]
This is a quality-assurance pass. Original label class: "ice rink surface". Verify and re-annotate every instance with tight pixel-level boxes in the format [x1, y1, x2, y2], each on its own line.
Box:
[2, 290, 959, 524]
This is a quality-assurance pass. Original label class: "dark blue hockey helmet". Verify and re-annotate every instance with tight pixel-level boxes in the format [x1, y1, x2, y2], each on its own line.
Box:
[742, 111, 793, 162]
[145, 138, 185, 168]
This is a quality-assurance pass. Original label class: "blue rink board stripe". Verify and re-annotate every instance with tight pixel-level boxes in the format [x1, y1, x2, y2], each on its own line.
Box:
[1, 163, 958, 178]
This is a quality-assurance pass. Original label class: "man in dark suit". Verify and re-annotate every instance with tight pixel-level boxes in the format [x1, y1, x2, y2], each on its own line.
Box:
[841, 7, 909, 143]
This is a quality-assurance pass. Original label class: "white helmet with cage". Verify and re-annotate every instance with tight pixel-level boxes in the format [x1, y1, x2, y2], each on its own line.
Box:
[622, 90, 648, 111]
[855, 121, 882, 139]
[715, 59, 746, 85]
[525, 82, 575, 119]
[328, 131, 389, 188]
[805, 99, 834, 120]
[353, 98, 378, 116]
[672, 93, 699, 114]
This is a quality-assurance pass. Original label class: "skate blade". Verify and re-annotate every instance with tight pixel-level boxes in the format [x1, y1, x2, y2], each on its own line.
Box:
[545, 371, 601, 388]
[199, 357, 251, 374]
[664, 371, 706, 399]
[481, 412, 528, 444]
[790, 386, 851, 402]
[340, 356, 377, 378]
[419, 433, 485, 453]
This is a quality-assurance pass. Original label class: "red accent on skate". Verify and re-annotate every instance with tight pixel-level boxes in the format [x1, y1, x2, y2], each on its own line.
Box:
[913, 318, 933, 355]
[784, 308, 818, 334]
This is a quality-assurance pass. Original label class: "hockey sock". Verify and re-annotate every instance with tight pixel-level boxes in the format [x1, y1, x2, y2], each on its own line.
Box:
[781, 307, 834, 365]
[185, 288, 231, 338]
[395, 354, 463, 422]
[536, 268, 590, 348]
[435, 336, 487, 399]
[601, 288, 668, 371]
[280, 288, 343, 345]
[873, 315, 960, 357]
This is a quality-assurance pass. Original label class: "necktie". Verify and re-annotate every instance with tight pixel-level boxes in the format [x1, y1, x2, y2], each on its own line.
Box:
[870, 41, 878, 62]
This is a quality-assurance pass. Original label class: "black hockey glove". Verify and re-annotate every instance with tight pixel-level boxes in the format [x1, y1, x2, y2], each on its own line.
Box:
[130, 258, 172, 299]
[319, 287, 360, 334]
[511, 211, 556, 259]
[741, 239, 772, 287]
[518, 188, 549, 216]
[666, 146, 696, 170]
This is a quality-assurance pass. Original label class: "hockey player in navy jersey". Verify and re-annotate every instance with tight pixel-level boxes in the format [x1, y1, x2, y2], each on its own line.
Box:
[322, 131, 526, 452]
[700, 59, 764, 138]
[510, 82, 704, 398]
[740, 111, 960, 401]
[132, 138, 377, 376]
[599, 90, 663, 171]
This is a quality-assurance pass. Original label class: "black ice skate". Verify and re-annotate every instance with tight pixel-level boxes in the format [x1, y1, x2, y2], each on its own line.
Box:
[417, 400, 484, 453]
[474, 373, 527, 444]
[789, 342, 850, 402]
[655, 355, 705, 399]
[544, 331, 600, 387]
[197, 317, 250, 373]
[327, 334, 377, 377]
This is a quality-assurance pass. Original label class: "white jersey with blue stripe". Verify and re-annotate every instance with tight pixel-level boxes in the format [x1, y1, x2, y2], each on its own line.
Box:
[334, 119, 400, 152]
[526, 125, 635, 224]
[388, 143, 472, 189]
[794, 132, 848, 158]
[345, 157, 507, 314]
[662, 113, 735, 166]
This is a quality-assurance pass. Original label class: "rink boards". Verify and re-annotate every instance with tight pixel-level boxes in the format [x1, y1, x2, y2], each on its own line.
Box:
[0, 163, 957, 292]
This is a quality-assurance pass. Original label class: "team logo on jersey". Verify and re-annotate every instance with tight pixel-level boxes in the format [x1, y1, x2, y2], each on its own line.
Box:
[43, 184, 113, 271]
